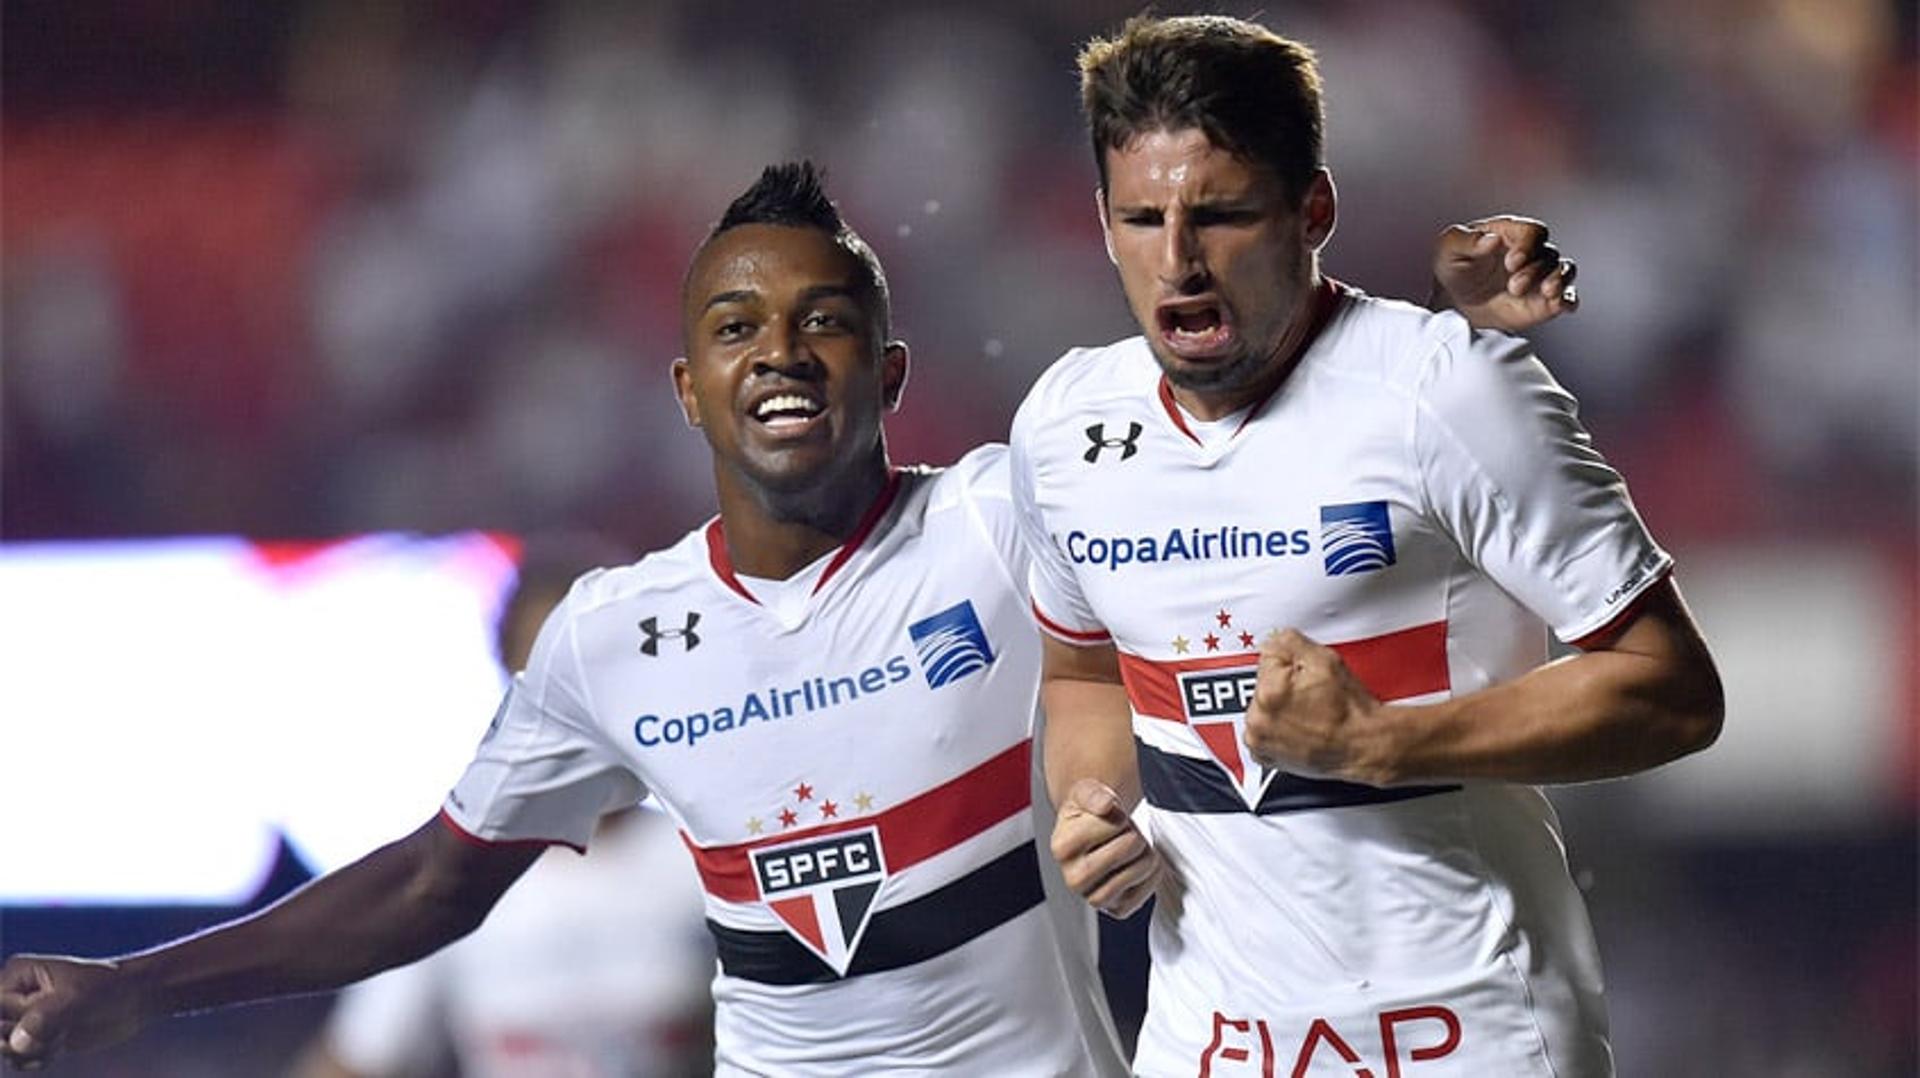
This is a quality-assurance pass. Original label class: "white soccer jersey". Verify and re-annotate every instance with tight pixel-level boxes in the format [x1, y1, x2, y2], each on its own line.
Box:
[1010, 281, 1671, 1078]
[443, 446, 1127, 1077]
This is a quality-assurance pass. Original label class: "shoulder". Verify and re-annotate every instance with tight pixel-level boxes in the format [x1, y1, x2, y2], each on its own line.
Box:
[1310, 286, 1462, 389]
[562, 528, 709, 618]
[909, 444, 1018, 532]
[926, 443, 1010, 503]
[1013, 337, 1156, 432]
[1313, 286, 1551, 409]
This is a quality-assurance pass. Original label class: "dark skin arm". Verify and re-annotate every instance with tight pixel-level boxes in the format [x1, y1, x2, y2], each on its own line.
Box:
[1, 817, 540, 1070]
[1429, 216, 1578, 331]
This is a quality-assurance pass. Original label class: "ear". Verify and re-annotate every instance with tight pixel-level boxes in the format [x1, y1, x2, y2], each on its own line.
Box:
[1095, 187, 1118, 266]
[670, 357, 701, 428]
[881, 340, 910, 411]
[1302, 168, 1337, 252]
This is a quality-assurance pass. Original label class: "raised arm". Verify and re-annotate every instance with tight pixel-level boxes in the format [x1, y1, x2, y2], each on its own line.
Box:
[1041, 635, 1161, 919]
[1, 816, 540, 1069]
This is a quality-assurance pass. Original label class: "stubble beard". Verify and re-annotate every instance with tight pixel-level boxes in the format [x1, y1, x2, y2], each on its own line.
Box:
[1151, 340, 1277, 403]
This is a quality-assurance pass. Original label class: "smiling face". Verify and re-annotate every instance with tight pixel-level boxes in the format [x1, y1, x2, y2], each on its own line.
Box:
[1100, 127, 1335, 420]
[674, 223, 907, 514]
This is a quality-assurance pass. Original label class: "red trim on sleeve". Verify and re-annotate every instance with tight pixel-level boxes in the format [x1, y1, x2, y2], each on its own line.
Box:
[1031, 600, 1111, 644]
[436, 807, 585, 855]
[1568, 565, 1675, 651]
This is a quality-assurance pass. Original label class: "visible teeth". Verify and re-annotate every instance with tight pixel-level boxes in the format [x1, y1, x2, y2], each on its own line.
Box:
[1171, 309, 1219, 333]
[754, 394, 822, 420]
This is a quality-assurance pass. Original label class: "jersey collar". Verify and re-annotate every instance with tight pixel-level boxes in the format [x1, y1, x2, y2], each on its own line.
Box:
[703, 469, 905, 607]
[1156, 276, 1344, 446]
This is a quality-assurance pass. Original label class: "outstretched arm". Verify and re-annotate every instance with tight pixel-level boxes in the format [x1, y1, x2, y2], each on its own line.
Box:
[1430, 215, 1579, 332]
[1, 816, 540, 1069]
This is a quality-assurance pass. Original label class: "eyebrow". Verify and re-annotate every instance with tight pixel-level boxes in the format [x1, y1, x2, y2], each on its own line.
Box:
[1111, 194, 1258, 213]
[701, 283, 860, 312]
[798, 284, 860, 305]
[702, 289, 758, 311]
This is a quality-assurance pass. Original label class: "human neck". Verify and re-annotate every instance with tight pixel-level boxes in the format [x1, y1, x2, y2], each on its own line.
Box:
[712, 458, 892, 580]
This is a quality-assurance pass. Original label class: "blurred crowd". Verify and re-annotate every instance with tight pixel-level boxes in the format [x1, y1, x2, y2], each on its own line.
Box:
[3, 1, 1914, 1074]
[5, 0, 1912, 551]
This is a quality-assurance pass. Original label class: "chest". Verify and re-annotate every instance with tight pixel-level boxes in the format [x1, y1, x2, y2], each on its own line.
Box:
[574, 541, 1038, 846]
[1038, 391, 1460, 657]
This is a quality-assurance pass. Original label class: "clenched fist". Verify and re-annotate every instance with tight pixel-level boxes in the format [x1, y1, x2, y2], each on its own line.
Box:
[1049, 778, 1161, 918]
[1243, 629, 1394, 787]
[1, 954, 152, 1070]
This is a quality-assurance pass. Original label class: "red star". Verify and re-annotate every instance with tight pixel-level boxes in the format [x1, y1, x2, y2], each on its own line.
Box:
[793, 782, 813, 801]
[820, 800, 839, 819]
[1238, 631, 1255, 649]
[1216, 609, 1233, 628]
[778, 808, 799, 828]
[1203, 632, 1221, 651]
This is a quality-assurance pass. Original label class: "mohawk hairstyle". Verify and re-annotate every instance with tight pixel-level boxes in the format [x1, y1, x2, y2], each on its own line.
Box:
[716, 160, 845, 234]
[697, 160, 892, 335]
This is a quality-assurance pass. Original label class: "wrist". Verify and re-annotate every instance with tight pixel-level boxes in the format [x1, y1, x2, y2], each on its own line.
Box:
[115, 950, 186, 1020]
[1349, 701, 1407, 787]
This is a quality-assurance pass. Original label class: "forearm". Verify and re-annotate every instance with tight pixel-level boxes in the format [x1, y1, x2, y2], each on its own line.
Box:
[1362, 645, 1722, 786]
[117, 820, 503, 1017]
[1042, 676, 1141, 809]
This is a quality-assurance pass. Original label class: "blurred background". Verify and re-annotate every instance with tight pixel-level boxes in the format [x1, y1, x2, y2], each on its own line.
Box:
[2, 0, 1913, 1074]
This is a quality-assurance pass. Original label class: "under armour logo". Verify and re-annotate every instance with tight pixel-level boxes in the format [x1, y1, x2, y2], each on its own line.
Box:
[1083, 421, 1143, 463]
[639, 612, 701, 656]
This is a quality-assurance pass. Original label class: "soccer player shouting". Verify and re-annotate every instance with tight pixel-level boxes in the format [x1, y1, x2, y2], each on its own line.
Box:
[3, 162, 1578, 1073]
[1015, 16, 1723, 1078]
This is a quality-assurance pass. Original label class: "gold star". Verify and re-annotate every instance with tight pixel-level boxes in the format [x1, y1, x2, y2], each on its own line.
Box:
[1172, 635, 1191, 654]
[746, 816, 764, 835]
[1263, 628, 1284, 648]
[853, 792, 875, 812]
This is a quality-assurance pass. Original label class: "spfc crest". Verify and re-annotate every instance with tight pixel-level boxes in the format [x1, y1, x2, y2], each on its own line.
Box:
[1173, 660, 1275, 809]
[750, 826, 887, 974]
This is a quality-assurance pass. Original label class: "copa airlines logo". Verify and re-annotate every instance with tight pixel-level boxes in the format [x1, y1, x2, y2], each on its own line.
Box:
[633, 600, 993, 749]
[635, 656, 915, 748]
[751, 826, 887, 975]
[1320, 501, 1396, 576]
[1063, 524, 1312, 573]
[907, 601, 995, 688]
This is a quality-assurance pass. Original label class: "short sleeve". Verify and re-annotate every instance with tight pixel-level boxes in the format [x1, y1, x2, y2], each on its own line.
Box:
[1414, 330, 1672, 645]
[442, 584, 646, 850]
[1009, 395, 1110, 646]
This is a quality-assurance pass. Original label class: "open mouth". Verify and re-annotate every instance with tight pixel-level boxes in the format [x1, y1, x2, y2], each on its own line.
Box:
[749, 392, 826, 432]
[1155, 300, 1237, 359]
